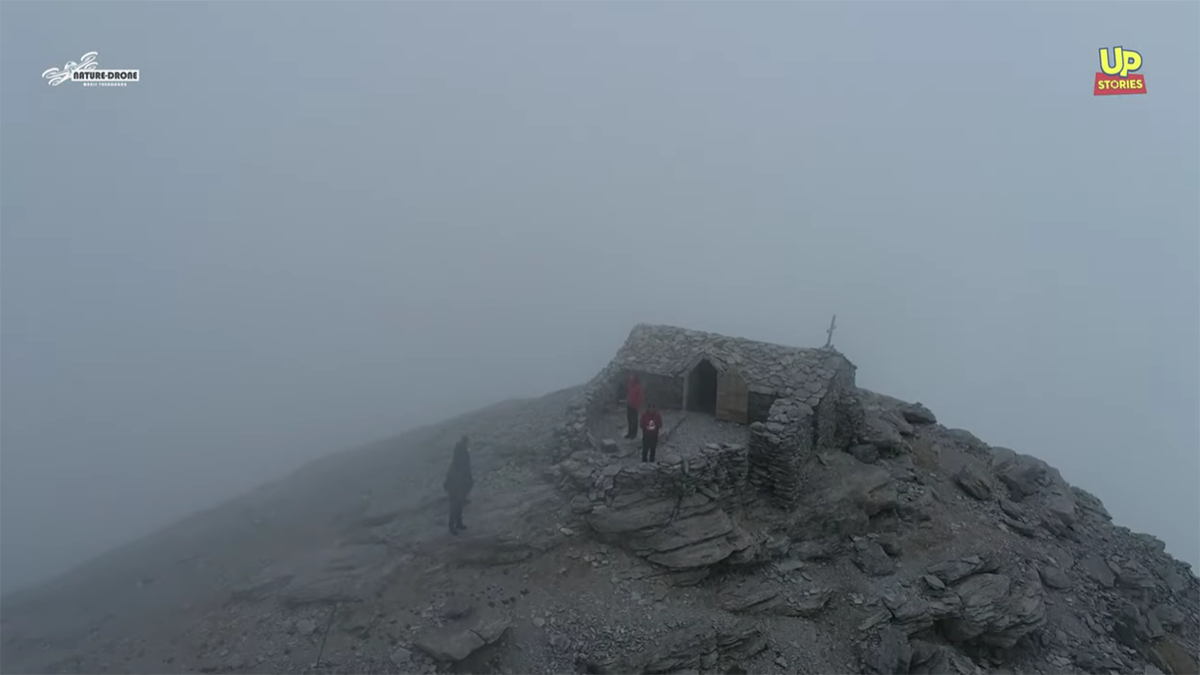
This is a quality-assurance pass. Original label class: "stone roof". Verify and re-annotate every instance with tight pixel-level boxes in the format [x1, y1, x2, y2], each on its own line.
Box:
[612, 323, 851, 399]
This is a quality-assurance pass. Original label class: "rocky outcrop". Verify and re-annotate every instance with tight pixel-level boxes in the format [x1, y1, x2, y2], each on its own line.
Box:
[861, 553, 1047, 652]
[952, 463, 994, 501]
[788, 451, 899, 546]
[718, 578, 834, 619]
[995, 452, 1058, 501]
[414, 610, 510, 663]
[860, 626, 913, 675]
[940, 571, 1046, 648]
[230, 543, 400, 607]
[568, 445, 756, 576]
[863, 413, 906, 455]
[589, 490, 750, 572]
[9, 334, 1200, 675]
[854, 539, 897, 577]
[899, 403, 937, 425]
[585, 622, 767, 674]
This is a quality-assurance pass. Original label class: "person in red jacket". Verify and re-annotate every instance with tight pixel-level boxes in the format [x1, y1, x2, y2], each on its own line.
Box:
[640, 404, 663, 462]
[625, 375, 644, 440]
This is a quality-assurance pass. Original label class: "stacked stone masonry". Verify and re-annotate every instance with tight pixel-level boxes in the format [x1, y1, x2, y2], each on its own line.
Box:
[749, 398, 813, 509]
[587, 442, 751, 511]
[557, 323, 862, 510]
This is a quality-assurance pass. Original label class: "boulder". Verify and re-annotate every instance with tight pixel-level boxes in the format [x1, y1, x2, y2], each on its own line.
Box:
[942, 428, 990, 457]
[793, 585, 835, 618]
[940, 572, 1046, 648]
[848, 444, 880, 465]
[900, 403, 937, 425]
[909, 640, 977, 675]
[1079, 553, 1116, 588]
[860, 626, 912, 675]
[1043, 488, 1078, 526]
[995, 454, 1049, 500]
[1148, 633, 1200, 675]
[1152, 603, 1186, 627]
[1071, 486, 1112, 521]
[1002, 515, 1040, 538]
[988, 446, 1018, 468]
[1037, 565, 1072, 590]
[882, 410, 915, 437]
[1117, 562, 1158, 592]
[1160, 563, 1190, 596]
[414, 611, 510, 662]
[790, 453, 898, 543]
[864, 415, 906, 454]
[876, 532, 903, 557]
[952, 464, 994, 501]
[883, 592, 934, 635]
[719, 581, 789, 616]
[1113, 603, 1153, 649]
[854, 540, 897, 577]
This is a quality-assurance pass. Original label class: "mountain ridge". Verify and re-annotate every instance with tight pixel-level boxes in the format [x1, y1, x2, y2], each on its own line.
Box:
[1, 379, 1196, 675]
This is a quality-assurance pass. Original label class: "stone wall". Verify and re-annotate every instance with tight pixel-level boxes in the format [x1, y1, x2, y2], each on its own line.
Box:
[593, 443, 750, 508]
[748, 398, 814, 509]
[834, 388, 866, 450]
[572, 442, 757, 573]
[815, 353, 858, 449]
[555, 361, 626, 460]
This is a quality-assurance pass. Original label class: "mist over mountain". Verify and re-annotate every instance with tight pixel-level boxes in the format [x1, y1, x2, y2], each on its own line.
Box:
[1, 0, 1196, 648]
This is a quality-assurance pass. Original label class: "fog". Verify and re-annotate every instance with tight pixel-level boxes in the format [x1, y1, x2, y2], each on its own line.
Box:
[1, 2, 1197, 594]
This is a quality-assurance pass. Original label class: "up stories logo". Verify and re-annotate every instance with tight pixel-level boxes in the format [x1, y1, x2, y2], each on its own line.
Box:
[1094, 47, 1146, 96]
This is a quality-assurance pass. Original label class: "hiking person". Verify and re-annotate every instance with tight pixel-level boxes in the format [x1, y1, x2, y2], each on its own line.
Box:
[443, 435, 473, 535]
[640, 404, 663, 462]
[625, 374, 644, 439]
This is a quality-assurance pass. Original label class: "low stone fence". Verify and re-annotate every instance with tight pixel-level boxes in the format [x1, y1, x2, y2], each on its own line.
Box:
[595, 443, 751, 509]
[553, 361, 623, 460]
[550, 441, 752, 511]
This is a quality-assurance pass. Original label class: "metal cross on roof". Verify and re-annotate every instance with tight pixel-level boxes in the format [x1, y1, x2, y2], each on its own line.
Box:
[824, 314, 837, 348]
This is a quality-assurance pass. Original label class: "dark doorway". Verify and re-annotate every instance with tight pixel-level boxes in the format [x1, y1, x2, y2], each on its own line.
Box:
[686, 359, 719, 415]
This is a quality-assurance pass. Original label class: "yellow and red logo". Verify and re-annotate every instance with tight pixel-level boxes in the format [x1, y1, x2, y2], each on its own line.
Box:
[1094, 47, 1146, 96]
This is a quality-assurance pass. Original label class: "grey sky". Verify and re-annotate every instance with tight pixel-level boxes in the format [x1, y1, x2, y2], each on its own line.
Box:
[2, 1, 1197, 593]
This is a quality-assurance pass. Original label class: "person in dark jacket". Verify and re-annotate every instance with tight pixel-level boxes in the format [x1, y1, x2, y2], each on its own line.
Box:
[444, 435, 473, 535]
[640, 405, 663, 462]
[625, 375, 644, 440]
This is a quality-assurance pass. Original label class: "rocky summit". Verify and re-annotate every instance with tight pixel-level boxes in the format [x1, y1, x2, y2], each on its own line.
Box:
[1, 326, 1197, 675]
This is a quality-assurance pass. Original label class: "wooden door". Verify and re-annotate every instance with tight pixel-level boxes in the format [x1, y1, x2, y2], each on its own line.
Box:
[715, 368, 750, 424]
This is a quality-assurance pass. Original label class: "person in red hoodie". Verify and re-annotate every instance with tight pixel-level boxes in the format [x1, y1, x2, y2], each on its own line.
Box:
[625, 374, 644, 440]
[640, 404, 663, 462]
